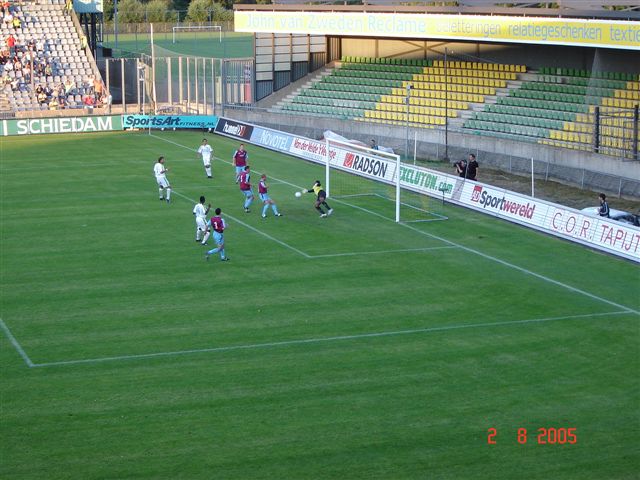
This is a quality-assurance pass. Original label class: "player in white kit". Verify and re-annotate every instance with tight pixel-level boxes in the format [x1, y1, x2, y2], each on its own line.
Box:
[153, 156, 171, 203]
[193, 195, 211, 244]
[197, 139, 213, 179]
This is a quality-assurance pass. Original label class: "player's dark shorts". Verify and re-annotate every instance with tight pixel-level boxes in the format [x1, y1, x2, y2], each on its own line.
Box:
[317, 190, 327, 201]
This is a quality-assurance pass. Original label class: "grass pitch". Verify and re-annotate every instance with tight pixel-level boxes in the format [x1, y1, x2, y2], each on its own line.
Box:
[1, 130, 638, 479]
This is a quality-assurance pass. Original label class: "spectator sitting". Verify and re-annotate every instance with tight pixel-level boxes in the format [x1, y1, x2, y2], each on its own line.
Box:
[44, 63, 52, 77]
[58, 96, 66, 108]
[82, 94, 95, 109]
[10, 76, 18, 91]
[63, 78, 74, 95]
[11, 15, 19, 29]
[37, 90, 47, 104]
[43, 84, 53, 98]
[35, 84, 43, 95]
[48, 97, 59, 110]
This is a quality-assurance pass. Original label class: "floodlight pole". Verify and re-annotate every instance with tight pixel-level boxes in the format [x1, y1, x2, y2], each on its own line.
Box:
[114, 0, 118, 49]
[405, 83, 412, 160]
[444, 47, 449, 162]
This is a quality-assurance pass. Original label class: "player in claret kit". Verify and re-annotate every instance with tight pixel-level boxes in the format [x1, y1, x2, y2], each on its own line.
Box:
[259, 174, 282, 218]
[153, 156, 171, 203]
[232, 143, 248, 183]
[205, 208, 229, 262]
[197, 138, 213, 179]
[301, 180, 333, 218]
[193, 195, 211, 244]
[239, 165, 254, 213]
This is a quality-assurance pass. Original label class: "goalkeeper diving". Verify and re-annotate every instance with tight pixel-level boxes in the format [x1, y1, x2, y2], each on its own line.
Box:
[300, 180, 333, 218]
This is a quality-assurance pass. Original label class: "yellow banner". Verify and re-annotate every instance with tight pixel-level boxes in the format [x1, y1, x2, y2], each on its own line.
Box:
[235, 11, 640, 50]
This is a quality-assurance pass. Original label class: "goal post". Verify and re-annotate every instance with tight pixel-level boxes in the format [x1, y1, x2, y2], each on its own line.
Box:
[324, 138, 401, 222]
[172, 25, 222, 44]
[323, 137, 448, 224]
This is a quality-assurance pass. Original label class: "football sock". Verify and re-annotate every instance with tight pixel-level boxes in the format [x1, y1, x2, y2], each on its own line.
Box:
[205, 166, 212, 177]
[316, 206, 324, 214]
[207, 247, 219, 256]
[166, 188, 171, 201]
[271, 204, 279, 215]
[219, 248, 225, 259]
[201, 232, 210, 244]
[196, 229, 202, 241]
[158, 188, 164, 199]
[262, 204, 268, 216]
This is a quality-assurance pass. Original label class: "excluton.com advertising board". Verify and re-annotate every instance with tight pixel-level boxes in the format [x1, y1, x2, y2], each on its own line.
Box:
[214, 117, 639, 262]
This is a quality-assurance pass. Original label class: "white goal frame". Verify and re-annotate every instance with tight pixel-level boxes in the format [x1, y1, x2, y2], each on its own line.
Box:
[172, 25, 222, 44]
[324, 138, 402, 223]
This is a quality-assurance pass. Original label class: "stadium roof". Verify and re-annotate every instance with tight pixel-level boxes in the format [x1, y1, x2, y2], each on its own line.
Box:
[241, 1, 640, 20]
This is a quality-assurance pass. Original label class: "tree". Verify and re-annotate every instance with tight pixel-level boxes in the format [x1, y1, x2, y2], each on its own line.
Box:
[145, 0, 173, 22]
[117, 0, 145, 23]
[186, 0, 210, 22]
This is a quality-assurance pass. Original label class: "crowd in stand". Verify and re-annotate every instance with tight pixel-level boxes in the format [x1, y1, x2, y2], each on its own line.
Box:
[1, 0, 110, 112]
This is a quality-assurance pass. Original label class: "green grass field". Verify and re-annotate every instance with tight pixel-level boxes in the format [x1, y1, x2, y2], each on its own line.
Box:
[1, 130, 639, 479]
[102, 32, 254, 58]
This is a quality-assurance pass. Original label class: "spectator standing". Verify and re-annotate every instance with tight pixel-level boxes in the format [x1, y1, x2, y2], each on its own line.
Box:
[6, 33, 16, 58]
[466, 153, 479, 181]
[597, 193, 610, 218]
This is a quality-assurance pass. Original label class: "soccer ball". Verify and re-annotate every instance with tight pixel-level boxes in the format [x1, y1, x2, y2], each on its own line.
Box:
[295, 191, 302, 198]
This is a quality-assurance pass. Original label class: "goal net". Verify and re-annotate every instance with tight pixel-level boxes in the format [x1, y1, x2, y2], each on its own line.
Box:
[325, 138, 447, 223]
[172, 25, 222, 44]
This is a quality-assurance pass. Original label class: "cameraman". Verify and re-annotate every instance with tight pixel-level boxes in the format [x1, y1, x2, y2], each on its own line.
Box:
[454, 159, 467, 178]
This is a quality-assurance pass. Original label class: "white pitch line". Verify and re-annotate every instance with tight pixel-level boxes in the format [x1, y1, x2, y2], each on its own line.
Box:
[28, 310, 631, 368]
[151, 133, 640, 315]
[171, 190, 311, 258]
[0, 318, 35, 367]
[309, 245, 456, 259]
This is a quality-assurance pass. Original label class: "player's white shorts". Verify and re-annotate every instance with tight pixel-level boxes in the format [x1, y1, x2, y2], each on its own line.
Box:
[156, 177, 170, 189]
[196, 217, 207, 231]
[202, 157, 211, 167]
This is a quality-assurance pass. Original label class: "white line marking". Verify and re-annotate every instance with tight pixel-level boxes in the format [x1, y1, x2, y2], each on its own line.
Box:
[309, 246, 456, 259]
[151, 133, 640, 315]
[0, 318, 35, 367]
[29, 310, 631, 368]
[335, 198, 640, 315]
[171, 190, 311, 258]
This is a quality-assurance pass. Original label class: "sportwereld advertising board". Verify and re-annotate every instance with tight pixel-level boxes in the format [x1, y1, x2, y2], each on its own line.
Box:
[1, 115, 122, 136]
[214, 117, 640, 262]
[121, 115, 219, 130]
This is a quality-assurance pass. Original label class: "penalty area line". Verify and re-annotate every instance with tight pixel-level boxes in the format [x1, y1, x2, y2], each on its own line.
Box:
[308, 245, 457, 259]
[149, 132, 640, 315]
[0, 318, 35, 367]
[29, 310, 631, 368]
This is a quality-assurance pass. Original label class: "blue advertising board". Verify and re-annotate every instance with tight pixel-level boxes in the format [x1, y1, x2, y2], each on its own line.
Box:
[122, 115, 219, 130]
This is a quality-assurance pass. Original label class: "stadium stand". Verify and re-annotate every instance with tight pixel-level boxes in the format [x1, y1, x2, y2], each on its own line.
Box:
[464, 66, 640, 155]
[0, 0, 105, 115]
[275, 57, 526, 129]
